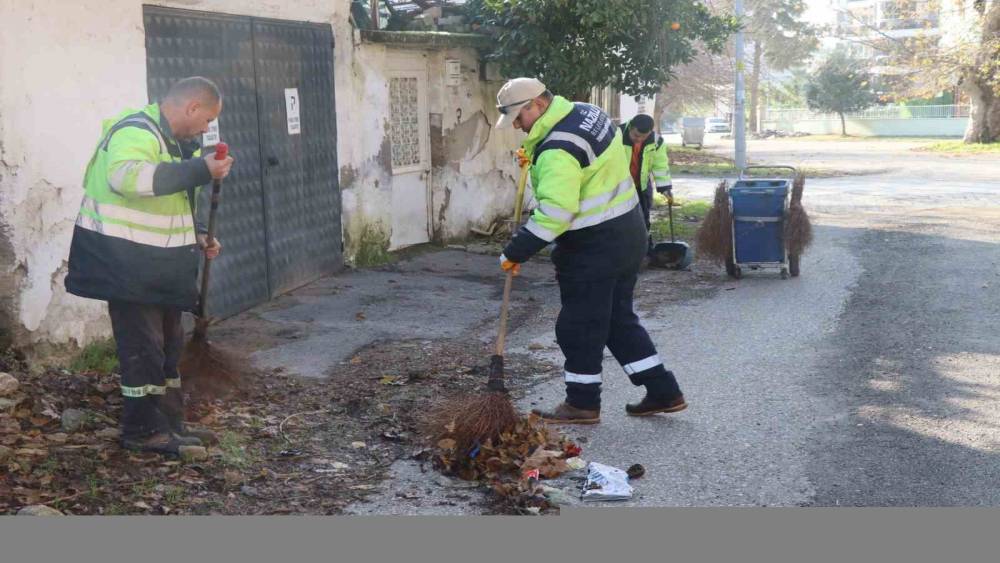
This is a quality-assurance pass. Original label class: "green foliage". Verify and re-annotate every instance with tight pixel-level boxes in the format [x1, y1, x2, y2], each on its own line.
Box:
[467, 0, 738, 99]
[69, 339, 119, 375]
[761, 68, 812, 108]
[651, 201, 711, 241]
[923, 140, 1000, 153]
[217, 431, 253, 469]
[746, 0, 817, 71]
[164, 486, 185, 505]
[352, 224, 394, 268]
[805, 51, 878, 133]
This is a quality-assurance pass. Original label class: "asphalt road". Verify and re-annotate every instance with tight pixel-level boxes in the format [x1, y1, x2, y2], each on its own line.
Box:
[344, 137, 1000, 511]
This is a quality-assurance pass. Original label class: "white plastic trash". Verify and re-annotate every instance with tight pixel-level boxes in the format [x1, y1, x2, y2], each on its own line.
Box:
[582, 462, 634, 502]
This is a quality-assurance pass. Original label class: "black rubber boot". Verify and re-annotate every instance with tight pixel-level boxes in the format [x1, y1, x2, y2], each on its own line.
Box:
[161, 389, 217, 445]
[121, 432, 197, 455]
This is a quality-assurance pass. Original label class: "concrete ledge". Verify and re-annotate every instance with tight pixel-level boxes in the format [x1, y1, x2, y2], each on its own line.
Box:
[360, 30, 492, 50]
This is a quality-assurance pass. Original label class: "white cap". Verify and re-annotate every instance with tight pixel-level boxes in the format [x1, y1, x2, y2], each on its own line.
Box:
[494, 77, 546, 129]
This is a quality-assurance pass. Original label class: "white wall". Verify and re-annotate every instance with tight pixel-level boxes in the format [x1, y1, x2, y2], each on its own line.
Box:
[0, 0, 518, 350]
[334, 43, 520, 251]
[619, 94, 654, 123]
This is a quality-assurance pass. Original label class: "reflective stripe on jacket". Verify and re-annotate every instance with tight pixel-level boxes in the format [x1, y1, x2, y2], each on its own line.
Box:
[65, 104, 212, 309]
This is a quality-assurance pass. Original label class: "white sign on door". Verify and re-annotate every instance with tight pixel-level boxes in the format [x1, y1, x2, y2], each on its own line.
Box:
[284, 88, 301, 135]
[445, 59, 461, 87]
[202, 119, 220, 146]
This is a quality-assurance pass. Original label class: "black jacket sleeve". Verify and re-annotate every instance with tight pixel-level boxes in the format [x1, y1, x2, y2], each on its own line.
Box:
[152, 159, 212, 197]
[502, 226, 549, 263]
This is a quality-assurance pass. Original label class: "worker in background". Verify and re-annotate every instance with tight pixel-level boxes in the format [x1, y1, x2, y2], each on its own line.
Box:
[620, 114, 673, 257]
[494, 78, 687, 423]
[65, 77, 234, 455]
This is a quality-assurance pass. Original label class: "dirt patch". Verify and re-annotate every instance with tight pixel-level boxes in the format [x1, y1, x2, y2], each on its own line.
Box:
[634, 260, 725, 314]
[0, 330, 559, 515]
[670, 148, 731, 166]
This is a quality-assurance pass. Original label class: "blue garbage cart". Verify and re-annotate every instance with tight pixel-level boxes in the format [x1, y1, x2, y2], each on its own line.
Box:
[725, 166, 798, 280]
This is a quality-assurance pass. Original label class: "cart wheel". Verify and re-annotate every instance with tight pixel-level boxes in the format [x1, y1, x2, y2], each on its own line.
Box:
[780, 268, 789, 280]
[789, 255, 800, 277]
[682, 141, 687, 148]
[725, 257, 742, 279]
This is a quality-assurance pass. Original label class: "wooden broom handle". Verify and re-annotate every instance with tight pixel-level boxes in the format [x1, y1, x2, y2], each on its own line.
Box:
[495, 157, 531, 356]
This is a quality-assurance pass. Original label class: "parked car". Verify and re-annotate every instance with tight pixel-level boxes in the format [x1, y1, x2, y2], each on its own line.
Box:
[660, 121, 677, 134]
[706, 116, 731, 133]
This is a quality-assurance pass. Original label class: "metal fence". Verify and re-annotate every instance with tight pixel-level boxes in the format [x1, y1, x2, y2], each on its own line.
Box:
[764, 105, 970, 122]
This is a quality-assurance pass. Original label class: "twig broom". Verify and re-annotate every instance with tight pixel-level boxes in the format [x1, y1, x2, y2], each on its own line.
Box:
[178, 142, 247, 397]
[428, 154, 531, 455]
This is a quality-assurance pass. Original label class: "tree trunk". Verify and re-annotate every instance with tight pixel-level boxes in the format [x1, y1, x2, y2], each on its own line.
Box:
[963, 5, 1000, 143]
[653, 82, 670, 134]
[963, 82, 1000, 143]
[839, 112, 847, 136]
[749, 41, 763, 134]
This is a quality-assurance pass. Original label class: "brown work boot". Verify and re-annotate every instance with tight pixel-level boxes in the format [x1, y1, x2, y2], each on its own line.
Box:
[532, 402, 600, 424]
[626, 393, 687, 416]
[175, 424, 218, 446]
[161, 389, 218, 445]
[121, 432, 200, 455]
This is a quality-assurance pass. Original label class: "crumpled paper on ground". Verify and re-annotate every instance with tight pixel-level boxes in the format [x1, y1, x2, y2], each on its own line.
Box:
[582, 462, 634, 502]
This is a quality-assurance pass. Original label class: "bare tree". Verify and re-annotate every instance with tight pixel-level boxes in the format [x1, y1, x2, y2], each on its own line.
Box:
[836, 1, 1000, 143]
[653, 50, 734, 129]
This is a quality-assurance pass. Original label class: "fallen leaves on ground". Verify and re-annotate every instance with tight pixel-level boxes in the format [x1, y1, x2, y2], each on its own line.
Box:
[2, 336, 558, 515]
[431, 413, 580, 514]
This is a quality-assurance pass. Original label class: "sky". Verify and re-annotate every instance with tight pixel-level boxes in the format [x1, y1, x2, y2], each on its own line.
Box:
[803, 0, 838, 27]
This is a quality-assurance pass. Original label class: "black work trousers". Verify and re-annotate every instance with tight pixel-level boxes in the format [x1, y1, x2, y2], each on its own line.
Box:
[108, 301, 186, 440]
[556, 271, 682, 410]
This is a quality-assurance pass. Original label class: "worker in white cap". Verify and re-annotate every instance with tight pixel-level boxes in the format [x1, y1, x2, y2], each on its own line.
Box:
[494, 77, 687, 424]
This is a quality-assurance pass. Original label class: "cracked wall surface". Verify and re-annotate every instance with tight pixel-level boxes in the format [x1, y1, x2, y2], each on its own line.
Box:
[0, 0, 338, 351]
[426, 50, 521, 243]
[1, 0, 520, 351]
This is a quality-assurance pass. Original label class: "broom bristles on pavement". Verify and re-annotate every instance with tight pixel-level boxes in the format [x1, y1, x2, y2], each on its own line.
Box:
[178, 337, 246, 399]
[784, 173, 813, 256]
[425, 391, 520, 457]
[696, 180, 733, 264]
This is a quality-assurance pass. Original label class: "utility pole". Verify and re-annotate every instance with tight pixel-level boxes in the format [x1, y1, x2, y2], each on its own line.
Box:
[733, 0, 748, 171]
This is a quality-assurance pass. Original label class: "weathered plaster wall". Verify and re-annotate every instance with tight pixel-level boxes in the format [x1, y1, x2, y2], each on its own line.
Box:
[426, 49, 521, 242]
[335, 43, 521, 257]
[1, 0, 519, 350]
[333, 35, 395, 261]
[0, 0, 339, 351]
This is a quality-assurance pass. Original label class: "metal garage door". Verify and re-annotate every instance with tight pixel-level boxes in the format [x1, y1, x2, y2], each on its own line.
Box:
[143, 6, 342, 318]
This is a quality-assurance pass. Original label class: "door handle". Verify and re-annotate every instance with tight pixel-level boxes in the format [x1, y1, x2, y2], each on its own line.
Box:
[267, 156, 280, 166]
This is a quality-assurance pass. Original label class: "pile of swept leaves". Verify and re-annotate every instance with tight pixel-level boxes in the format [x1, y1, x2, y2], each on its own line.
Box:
[432, 414, 582, 514]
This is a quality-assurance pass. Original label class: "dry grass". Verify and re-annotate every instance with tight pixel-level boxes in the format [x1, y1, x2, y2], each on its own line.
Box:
[695, 180, 733, 264]
[784, 174, 813, 256]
